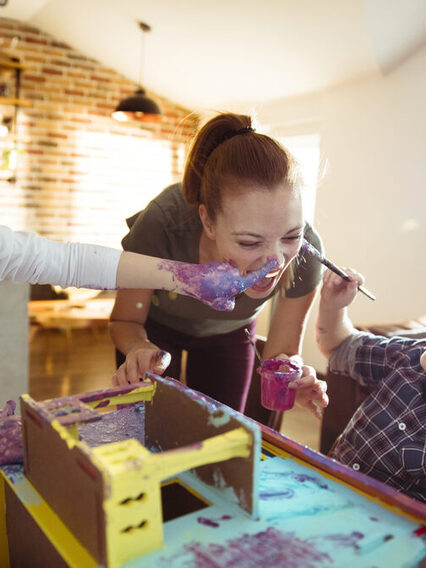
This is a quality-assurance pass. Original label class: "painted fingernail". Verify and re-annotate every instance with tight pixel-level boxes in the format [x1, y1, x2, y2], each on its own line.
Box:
[152, 350, 171, 369]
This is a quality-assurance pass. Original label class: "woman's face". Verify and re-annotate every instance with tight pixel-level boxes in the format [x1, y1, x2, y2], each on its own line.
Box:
[199, 184, 304, 300]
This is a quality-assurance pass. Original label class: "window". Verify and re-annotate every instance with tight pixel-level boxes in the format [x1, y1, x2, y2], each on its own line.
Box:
[278, 133, 320, 225]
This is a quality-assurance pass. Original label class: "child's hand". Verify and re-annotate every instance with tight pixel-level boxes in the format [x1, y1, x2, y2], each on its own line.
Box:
[163, 257, 279, 312]
[199, 258, 279, 311]
[288, 365, 329, 419]
[320, 268, 364, 310]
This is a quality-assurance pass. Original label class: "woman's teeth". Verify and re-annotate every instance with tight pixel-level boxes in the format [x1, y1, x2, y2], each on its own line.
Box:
[266, 269, 280, 278]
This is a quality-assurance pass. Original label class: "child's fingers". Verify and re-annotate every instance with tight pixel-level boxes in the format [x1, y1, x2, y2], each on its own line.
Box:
[300, 399, 324, 420]
[344, 267, 365, 287]
[288, 366, 317, 389]
[324, 268, 362, 290]
[313, 381, 329, 407]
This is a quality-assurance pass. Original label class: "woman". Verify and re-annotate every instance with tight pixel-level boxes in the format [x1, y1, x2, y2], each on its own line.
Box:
[110, 113, 328, 417]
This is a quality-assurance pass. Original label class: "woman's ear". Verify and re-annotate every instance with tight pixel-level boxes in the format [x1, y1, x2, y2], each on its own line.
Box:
[199, 204, 216, 239]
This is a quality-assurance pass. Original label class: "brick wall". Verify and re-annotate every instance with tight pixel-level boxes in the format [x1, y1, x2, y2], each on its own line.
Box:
[0, 17, 199, 248]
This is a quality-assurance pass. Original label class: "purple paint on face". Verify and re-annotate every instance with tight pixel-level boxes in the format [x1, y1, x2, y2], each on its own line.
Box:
[158, 258, 279, 312]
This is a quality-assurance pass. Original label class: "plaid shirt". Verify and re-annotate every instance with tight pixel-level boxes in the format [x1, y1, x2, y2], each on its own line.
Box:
[329, 332, 426, 503]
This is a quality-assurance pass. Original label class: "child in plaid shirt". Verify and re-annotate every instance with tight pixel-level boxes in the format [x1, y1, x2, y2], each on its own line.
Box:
[316, 268, 426, 503]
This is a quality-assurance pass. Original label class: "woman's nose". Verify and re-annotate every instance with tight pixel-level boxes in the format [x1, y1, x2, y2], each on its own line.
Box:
[262, 247, 285, 270]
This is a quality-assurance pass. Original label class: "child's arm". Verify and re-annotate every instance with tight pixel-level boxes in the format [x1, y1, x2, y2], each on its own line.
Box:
[116, 254, 277, 311]
[0, 225, 274, 311]
[316, 268, 365, 358]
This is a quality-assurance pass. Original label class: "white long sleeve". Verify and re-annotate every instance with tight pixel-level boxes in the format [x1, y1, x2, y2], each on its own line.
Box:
[0, 225, 121, 290]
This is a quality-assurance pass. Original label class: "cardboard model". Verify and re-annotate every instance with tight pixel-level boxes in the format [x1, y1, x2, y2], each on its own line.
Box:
[20, 374, 260, 568]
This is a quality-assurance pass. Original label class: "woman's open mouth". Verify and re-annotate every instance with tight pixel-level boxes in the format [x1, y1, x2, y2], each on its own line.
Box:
[250, 267, 282, 293]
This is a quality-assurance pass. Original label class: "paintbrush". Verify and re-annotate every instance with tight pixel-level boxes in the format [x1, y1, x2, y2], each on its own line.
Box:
[301, 239, 376, 301]
[244, 328, 264, 364]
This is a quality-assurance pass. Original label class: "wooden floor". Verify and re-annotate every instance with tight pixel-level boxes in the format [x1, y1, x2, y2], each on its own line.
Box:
[29, 327, 321, 451]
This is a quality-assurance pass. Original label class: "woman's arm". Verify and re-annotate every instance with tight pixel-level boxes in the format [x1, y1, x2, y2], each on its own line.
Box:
[263, 289, 317, 361]
[0, 226, 274, 311]
[109, 288, 170, 385]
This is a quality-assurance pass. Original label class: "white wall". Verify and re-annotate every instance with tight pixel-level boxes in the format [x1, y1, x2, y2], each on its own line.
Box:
[258, 44, 426, 373]
[0, 281, 29, 407]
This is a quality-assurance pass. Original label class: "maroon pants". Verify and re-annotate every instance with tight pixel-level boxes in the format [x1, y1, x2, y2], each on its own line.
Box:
[116, 318, 257, 412]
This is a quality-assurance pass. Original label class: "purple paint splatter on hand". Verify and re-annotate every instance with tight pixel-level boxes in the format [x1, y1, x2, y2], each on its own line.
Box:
[158, 258, 279, 311]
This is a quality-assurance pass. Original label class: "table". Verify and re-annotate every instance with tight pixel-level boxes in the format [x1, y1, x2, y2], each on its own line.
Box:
[28, 298, 115, 367]
[1, 378, 425, 568]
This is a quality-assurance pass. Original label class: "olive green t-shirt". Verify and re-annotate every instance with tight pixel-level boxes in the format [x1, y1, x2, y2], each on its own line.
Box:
[122, 183, 323, 337]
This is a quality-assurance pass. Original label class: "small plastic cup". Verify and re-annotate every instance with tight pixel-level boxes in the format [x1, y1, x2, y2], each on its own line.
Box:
[258, 358, 302, 411]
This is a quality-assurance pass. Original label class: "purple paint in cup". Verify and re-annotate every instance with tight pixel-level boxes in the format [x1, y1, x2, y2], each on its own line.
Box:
[258, 358, 302, 411]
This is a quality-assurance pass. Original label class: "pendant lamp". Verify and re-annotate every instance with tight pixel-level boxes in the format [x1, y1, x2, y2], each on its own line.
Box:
[112, 21, 162, 123]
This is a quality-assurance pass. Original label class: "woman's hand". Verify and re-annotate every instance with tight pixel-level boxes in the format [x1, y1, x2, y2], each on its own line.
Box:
[112, 345, 171, 386]
[288, 364, 329, 419]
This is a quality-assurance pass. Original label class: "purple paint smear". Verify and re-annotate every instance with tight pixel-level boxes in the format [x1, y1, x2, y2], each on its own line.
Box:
[301, 238, 323, 262]
[36, 382, 152, 426]
[197, 515, 232, 528]
[0, 400, 23, 465]
[162, 527, 333, 568]
[158, 257, 279, 311]
[262, 469, 329, 491]
[78, 405, 145, 447]
[0, 383, 154, 466]
[0, 463, 24, 483]
[259, 488, 295, 500]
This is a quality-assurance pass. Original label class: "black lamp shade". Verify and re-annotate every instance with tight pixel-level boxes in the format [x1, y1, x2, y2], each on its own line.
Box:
[112, 87, 162, 123]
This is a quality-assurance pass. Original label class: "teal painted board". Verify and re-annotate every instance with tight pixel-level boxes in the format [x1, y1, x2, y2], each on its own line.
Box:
[127, 456, 425, 568]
